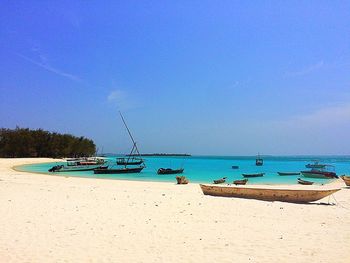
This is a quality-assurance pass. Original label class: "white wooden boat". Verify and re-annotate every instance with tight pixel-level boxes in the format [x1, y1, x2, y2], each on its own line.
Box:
[199, 184, 340, 203]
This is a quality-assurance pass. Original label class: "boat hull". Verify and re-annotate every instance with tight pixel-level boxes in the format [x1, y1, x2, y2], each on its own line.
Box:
[157, 168, 184, 175]
[301, 171, 338, 179]
[233, 179, 248, 185]
[298, 178, 314, 185]
[117, 161, 144, 165]
[94, 167, 144, 174]
[50, 165, 103, 172]
[199, 184, 340, 203]
[341, 175, 350, 186]
[242, 173, 264, 178]
[278, 172, 300, 176]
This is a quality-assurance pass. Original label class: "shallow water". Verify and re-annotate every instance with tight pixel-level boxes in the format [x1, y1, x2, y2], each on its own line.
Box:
[17, 155, 350, 185]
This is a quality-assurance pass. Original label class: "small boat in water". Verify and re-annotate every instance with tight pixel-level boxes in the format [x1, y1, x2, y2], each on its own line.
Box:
[305, 160, 327, 169]
[255, 155, 263, 166]
[94, 166, 144, 174]
[300, 169, 338, 179]
[297, 178, 314, 185]
[157, 168, 184, 175]
[96, 112, 145, 174]
[117, 157, 144, 166]
[242, 173, 264, 178]
[233, 179, 248, 185]
[340, 175, 350, 186]
[199, 184, 340, 203]
[231, 165, 239, 169]
[48, 158, 105, 172]
[277, 172, 300, 176]
[213, 177, 227, 184]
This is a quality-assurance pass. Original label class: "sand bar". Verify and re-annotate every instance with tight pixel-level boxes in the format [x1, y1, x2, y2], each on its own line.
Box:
[0, 158, 349, 262]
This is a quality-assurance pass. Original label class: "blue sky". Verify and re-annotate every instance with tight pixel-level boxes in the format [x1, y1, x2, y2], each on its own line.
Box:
[1, 1, 349, 155]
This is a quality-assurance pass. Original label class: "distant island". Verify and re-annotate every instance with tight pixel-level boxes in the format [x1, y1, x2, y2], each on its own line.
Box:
[126, 153, 191, 157]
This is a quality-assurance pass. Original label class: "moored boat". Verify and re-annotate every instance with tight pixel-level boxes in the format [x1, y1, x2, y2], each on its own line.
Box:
[97, 112, 145, 174]
[157, 168, 184, 175]
[255, 154, 263, 166]
[213, 177, 227, 184]
[49, 163, 104, 172]
[242, 173, 264, 178]
[199, 184, 340, 203]
[277, 172, 300, 176]
[301, 168, 338, 179]
[233, 179, 248, 185]
[297, 178, 314, 185]
[232, 165, 239, 169]
[305, 161, 326, 169]
[117, 157, 144, 165]
[94, 166, 144, 174]
[340, 175, 350, 186]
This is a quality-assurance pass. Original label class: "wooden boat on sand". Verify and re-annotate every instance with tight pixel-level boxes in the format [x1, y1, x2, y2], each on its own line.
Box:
[340, 175, 350, 186]
[157, 168, 184, 175]
[242, 173, 264, 178]
[213, 177, 227, 184]
[199, 184, 340, 203]
[278, 172, 300, 176]
[176, 176, 189, 184]
[298, 178, 314, 185]
[233, 179, 248, 185]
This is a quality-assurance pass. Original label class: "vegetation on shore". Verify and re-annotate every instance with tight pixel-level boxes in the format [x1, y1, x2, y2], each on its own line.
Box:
[0, 127, 96, 158]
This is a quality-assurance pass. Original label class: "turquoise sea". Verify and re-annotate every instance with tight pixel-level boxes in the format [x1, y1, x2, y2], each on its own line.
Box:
[16, 155, 350, 185]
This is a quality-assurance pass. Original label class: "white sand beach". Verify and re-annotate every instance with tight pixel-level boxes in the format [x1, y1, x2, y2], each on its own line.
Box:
[0, 158, 349, 262]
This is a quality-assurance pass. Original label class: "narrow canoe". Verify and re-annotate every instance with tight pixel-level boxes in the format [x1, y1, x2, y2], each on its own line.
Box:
[213, 177, 227, 184]
[157, 168, 184, 175]
[233, 179, 248, 185]
[278, 172, 300, 176]
[242, 173, 264, 178]
[297, 178, 314, 185]
[340, 175, 350, 186]
[94, 167, 144, 174]
[199, 184, 340, 203]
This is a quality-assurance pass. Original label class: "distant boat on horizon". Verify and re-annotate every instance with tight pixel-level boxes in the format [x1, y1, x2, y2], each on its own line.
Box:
[255, 154, 263, 166]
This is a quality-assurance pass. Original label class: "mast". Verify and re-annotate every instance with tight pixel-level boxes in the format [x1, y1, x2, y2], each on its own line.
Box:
[119, 111, 142, 157]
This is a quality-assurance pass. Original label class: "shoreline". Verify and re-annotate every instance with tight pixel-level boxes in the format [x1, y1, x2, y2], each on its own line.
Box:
[14, 159, 345, 187]
[1, 158, 349, 262]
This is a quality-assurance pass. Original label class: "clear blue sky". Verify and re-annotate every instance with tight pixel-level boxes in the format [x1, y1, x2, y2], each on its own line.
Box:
[1, 1, 349, 155]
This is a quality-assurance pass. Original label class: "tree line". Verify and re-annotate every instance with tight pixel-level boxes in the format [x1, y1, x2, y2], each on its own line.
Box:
[0, 127, 96, 158]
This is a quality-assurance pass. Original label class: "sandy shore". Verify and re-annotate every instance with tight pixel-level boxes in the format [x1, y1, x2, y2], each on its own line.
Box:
[0, 158, 349, 262]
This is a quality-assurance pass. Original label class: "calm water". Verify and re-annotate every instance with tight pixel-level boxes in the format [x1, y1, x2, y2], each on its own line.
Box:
[16, 155, 350, 185]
